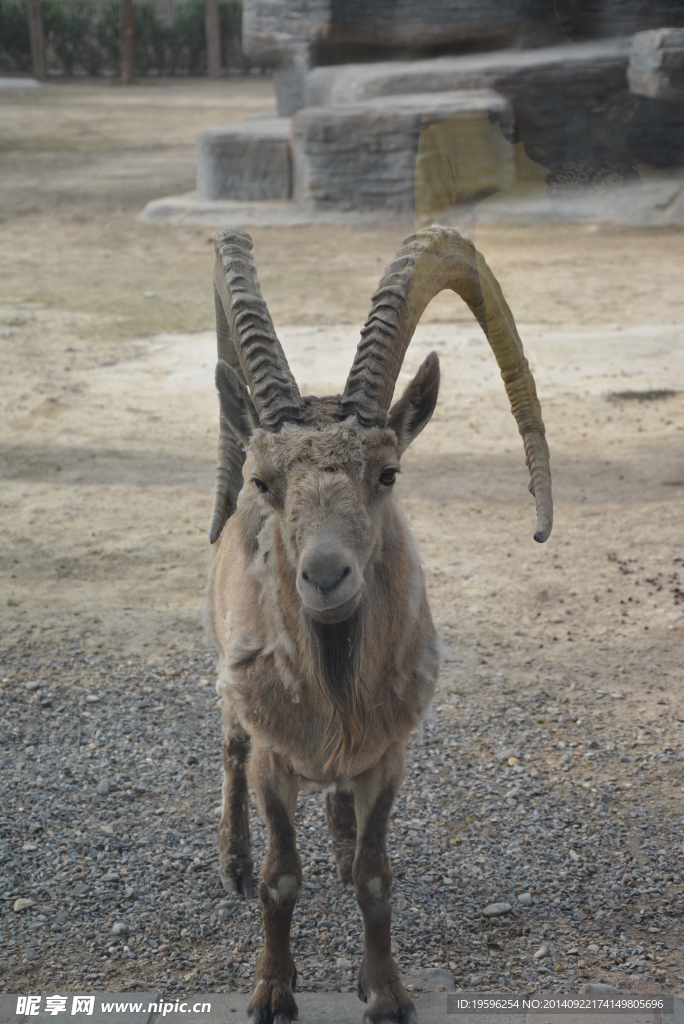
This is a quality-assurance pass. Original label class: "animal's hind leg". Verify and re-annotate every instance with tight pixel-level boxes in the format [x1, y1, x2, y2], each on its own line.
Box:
[219, 704, 253, 897]
[325, 789, 356, 884]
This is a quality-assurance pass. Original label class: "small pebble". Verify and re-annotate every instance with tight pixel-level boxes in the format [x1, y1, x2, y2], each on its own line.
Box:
[13, 898, 35, 912]
[533, 945, 548, 960]
[24, 680, 40, 691]
[111, 921, 128, 935]
[96, 778, 111, 795]
[517, 892, 532, 906]
[483, 903, 512, 917]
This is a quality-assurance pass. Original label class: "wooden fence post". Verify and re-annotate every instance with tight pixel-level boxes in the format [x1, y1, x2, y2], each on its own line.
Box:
[27, 0, 46, 81]
[205, 0, 222, 78]
[121, 0, 135, 85]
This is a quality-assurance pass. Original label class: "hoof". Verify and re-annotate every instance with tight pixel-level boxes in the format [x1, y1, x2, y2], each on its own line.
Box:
[248, 979, 298, 1024]
[220, 865, 253, 898]
[361, 980, 417, 1024]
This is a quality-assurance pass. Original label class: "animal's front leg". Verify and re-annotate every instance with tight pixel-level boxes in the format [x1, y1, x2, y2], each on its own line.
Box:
[218, 704, 253, 896]
[351, 743, 416, 1024]
[248, 745, 301, 1024]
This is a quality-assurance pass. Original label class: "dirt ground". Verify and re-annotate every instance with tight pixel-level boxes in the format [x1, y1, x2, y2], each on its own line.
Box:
[1, 78, 683, 995]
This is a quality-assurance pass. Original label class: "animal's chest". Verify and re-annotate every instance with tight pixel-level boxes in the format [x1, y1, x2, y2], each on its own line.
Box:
[225, 653, 349, 777]
[224, 630, 437, 783]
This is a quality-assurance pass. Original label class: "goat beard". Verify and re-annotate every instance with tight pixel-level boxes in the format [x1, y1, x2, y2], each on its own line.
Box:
[305, 607, 367, 773]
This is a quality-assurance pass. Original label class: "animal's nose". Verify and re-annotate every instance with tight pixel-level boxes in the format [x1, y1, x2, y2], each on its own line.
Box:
[300, 550, 352, 596]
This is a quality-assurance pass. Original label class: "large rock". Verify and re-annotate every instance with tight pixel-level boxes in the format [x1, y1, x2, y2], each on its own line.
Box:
[304, 41, 636, 182]
[304, 37, 684, 174]
[197, 119, 292, 201]
[292, 90, 514, 212]
[304, 38, 629, 107]
[628, 27, 684, 101]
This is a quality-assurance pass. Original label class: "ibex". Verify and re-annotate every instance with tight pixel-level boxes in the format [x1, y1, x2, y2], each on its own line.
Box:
[206, 226, 552, 1024]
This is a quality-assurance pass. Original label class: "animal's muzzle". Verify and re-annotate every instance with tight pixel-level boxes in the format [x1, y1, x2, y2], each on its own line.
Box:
[297, 539, 362, 620]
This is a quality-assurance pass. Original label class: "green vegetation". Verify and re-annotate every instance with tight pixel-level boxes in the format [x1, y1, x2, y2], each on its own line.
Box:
[0, 0, 243, 76]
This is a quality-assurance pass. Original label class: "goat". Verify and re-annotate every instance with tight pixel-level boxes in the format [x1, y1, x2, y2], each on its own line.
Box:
[205, 226, 552, 1024]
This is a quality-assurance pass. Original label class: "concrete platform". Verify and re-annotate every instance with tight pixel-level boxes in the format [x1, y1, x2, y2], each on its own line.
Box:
[141, 169, 684, 228]
[165, 990, 450, 1023]
[196, 118, 292, 201]
[0, 992, 450, 1024]
[292, 89, 514, 212]
[141, 193, 399, 227]
[3, 991, 681, 1024]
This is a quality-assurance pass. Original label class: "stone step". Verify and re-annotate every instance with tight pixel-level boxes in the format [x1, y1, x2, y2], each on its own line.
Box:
[292, 89, 514, 212]
[196, 118, 292, 202]
[304, 38, 630, 108]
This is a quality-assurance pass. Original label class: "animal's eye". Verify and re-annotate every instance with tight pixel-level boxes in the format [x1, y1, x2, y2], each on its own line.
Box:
[379, 467, 399, 486]
[251, 477, 269, 494]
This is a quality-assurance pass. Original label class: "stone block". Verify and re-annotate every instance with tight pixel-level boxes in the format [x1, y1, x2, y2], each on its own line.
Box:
[628, 27, 684, 101]
[196, 118, 292, 201]
[292, 90, 514, 212]
[304, 39, 629, 108]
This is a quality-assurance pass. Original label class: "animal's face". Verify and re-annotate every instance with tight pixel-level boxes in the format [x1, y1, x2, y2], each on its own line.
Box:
[248, 423, 401, 623]
[215, 352, 440, 623]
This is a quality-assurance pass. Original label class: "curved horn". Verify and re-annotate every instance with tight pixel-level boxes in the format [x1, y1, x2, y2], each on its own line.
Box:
[341, 226, 552, 543]
[214, 230, 303, 430]
[208, 230, 304, 544]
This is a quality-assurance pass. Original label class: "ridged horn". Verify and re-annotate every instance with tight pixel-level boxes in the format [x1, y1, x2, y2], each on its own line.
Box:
[208, 230, 303, 544]
[341, 226, 553, 543]
[213, 230, 303, 430]
[209, 274, 247, 543]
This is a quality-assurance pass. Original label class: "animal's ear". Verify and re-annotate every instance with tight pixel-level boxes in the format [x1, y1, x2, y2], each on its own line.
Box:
[387, 351, 440, 453]
[215, 360, 260, 446]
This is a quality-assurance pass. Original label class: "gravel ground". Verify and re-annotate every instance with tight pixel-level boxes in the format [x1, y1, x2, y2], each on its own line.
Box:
[1, 636, 683, 997]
